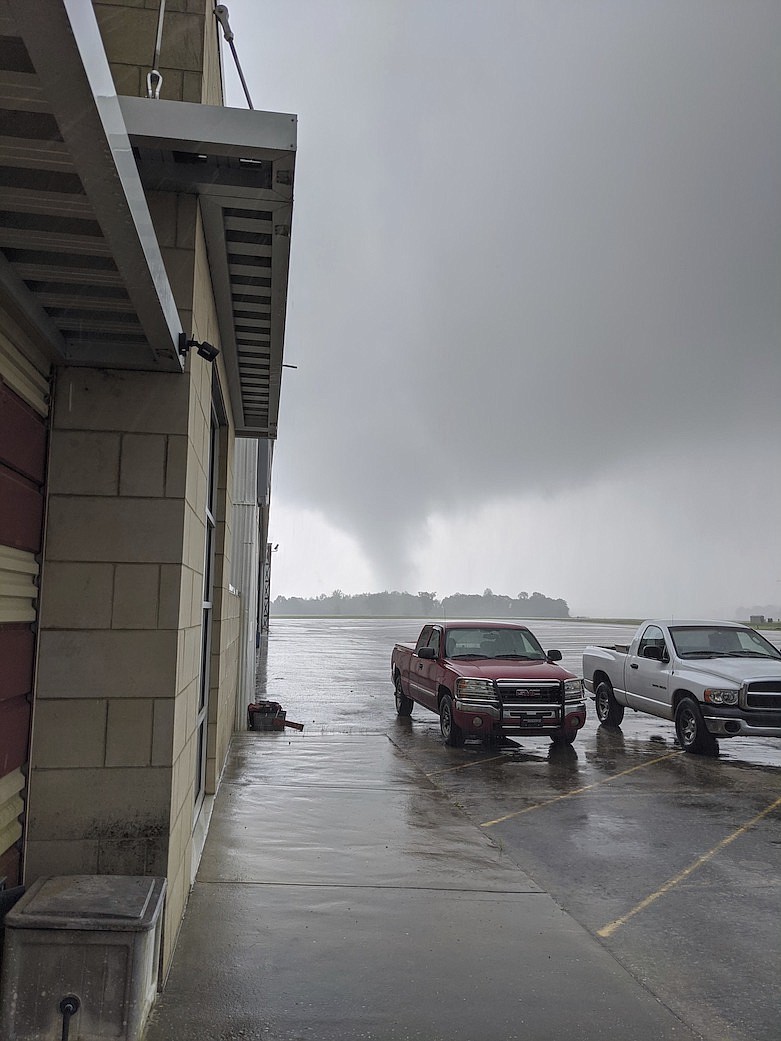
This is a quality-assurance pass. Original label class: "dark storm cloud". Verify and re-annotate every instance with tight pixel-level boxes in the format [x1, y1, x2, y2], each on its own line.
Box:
[227, 1, 781, 589]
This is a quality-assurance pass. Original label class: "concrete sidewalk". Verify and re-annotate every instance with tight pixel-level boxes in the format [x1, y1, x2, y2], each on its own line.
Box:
[143, 732, 696, 1041]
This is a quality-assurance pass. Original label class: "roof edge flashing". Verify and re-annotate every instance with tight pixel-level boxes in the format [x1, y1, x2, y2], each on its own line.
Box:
[119, 96, 297, 160]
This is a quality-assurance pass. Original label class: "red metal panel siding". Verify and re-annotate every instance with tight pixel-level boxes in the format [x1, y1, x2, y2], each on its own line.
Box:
[0, 625, 34, 704]
[0, 695, 30, 778]
[0, 377, 46, 551]
[0, 467, 43, 552]
[0, 624, 34, 781]
[0, 845, 20, 887]
[0, 381, 47, 482]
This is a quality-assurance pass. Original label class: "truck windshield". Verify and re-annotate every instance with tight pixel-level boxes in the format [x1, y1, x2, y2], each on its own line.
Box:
[669, 626, 781, 660]
[444, 627, 546, 660]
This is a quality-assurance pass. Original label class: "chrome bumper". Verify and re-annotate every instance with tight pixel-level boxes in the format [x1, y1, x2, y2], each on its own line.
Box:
[705, 715, 781, 738]
[454, 699, 500, 720]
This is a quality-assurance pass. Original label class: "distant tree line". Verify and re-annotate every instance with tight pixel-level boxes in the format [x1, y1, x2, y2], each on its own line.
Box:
[271, 588, 569, 618]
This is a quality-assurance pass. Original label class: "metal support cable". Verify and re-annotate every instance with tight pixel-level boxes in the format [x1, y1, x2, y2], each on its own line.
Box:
[147, 0, 166, 98]
[214, 4, 254, 110]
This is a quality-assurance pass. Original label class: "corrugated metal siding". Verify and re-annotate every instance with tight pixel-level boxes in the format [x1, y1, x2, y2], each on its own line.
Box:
[0, 345, 48, 884]
[0, 326, 50, 417]
[232, 503, 260, 730]
[0, 770, 25, 878]
[233, 438, 261, 506]
[232, 439, 262, 729]
[256, 439, 273, 506]
[0, 549, 38, 624]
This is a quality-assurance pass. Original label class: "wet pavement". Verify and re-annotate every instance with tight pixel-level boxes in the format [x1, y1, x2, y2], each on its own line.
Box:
[145, 731, 697, 1041]
[145, 618, 781, 1040]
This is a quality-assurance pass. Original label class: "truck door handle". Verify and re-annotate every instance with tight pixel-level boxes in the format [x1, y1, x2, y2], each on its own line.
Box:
[630, 663, 638, 669]
[417, 664, 424, 670]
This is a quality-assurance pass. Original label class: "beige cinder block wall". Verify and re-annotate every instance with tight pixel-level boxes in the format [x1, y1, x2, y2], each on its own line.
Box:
[28, 244, 239, 968]
[25, 0, 241, 968]
[30, 367, 191, 888]
[94, 0, 224, 107]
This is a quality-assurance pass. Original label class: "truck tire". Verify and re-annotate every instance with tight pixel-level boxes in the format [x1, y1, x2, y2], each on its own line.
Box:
[595, 680, 624, 727]
[394, 675, 413, 716]
[440, 694, 465, 747]
[675, 697, 718, 755]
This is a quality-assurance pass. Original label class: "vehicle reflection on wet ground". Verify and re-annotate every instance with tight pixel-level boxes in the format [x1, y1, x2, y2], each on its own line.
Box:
[258, 617, 781, 1041]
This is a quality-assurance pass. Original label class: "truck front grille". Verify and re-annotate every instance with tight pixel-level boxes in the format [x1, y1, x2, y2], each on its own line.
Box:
[496, 680, 562, 705]
[745, 681, 781, 711]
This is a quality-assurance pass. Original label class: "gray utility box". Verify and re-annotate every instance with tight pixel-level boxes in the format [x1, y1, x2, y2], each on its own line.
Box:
[0, 875, 166, 1041]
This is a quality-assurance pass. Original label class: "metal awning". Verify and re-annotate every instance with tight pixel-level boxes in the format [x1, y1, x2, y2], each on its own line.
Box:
[0, 0, 296, 437]
[119, 97, 296, 439]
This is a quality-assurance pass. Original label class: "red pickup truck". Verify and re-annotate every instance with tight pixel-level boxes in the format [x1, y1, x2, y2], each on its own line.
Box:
[391, 621, 586, 746]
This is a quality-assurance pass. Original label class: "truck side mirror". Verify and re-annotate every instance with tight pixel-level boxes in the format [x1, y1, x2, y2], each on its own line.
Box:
[642, 645, 664, 661]
[546, 649, 562, 662]
[417, 646, 437, 659]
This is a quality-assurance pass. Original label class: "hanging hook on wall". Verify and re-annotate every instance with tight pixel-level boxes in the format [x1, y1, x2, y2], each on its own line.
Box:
[146, 70, 163, 99]
[146, 0, 167, 98]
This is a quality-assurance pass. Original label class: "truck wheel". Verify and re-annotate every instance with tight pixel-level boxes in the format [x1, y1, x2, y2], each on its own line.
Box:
[595, 680, 624, 727]
[394, 675, 413, 716]
[675, 697, 718, 755]
[440, 695, 465, 747]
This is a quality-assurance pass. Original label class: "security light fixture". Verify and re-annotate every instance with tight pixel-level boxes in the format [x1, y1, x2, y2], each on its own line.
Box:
[178, 334, 220, 363]
[196, 341, 220, 362]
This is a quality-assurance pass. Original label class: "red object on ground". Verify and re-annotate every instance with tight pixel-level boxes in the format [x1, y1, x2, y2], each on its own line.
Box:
[247, 700, 304, 732]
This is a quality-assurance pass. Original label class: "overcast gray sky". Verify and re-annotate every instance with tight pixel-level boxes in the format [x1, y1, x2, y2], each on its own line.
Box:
[223, 1, 781, 618]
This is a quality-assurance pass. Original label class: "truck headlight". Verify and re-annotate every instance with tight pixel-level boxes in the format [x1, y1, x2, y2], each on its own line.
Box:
[455, 678, 496, 699]
[703, 689, 739, 706]
[564, 678, 584, 701]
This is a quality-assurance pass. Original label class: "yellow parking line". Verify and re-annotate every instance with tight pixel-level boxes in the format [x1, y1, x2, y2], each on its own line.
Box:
[598, 794, 781, 939]
[480, 751, 681, 827]
[427, 754, 507, 777]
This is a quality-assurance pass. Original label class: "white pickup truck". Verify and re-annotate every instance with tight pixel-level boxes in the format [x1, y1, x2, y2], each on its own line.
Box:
[582, 620, 781, 754]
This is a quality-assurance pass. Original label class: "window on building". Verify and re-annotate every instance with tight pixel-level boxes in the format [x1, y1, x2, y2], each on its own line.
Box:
[195, 402, 220, 819]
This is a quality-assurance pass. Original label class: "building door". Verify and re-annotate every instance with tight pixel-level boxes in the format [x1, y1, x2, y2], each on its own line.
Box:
[0, 374, 48, 886]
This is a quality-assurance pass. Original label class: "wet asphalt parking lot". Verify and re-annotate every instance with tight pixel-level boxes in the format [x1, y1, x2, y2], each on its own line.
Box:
[257, 617, 781, 1041]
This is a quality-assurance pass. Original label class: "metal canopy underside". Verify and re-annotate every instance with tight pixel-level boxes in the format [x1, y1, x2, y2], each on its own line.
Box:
[0, 0, 183, 370]
[0, 0, 296, 437]
[119, 97, 296, 439]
